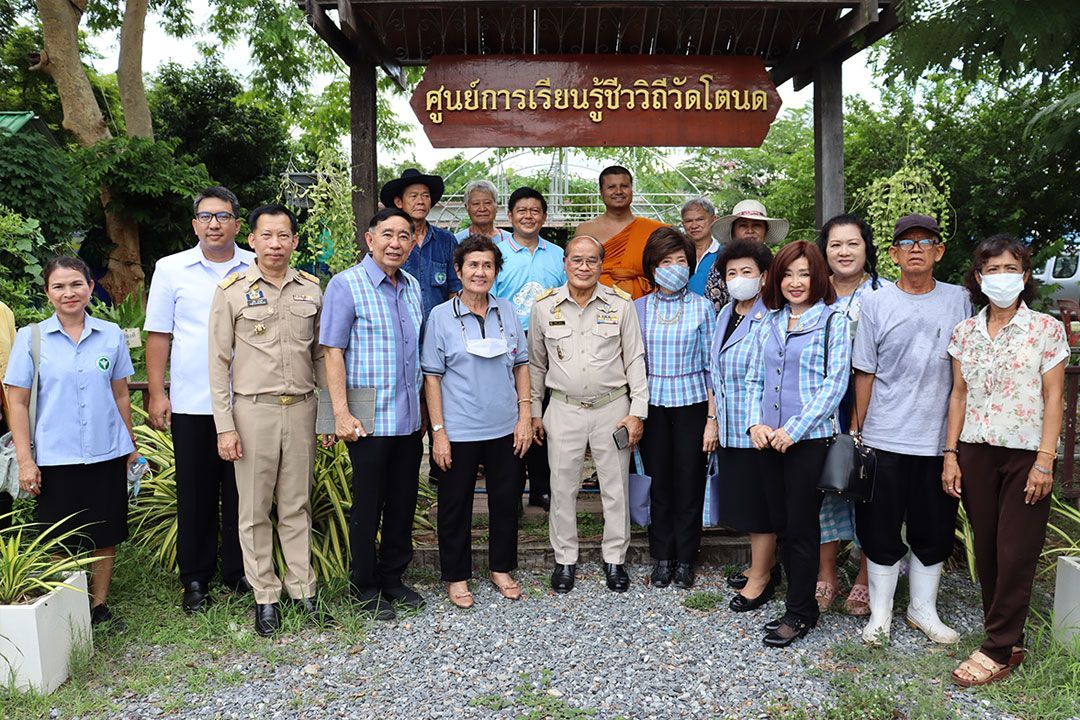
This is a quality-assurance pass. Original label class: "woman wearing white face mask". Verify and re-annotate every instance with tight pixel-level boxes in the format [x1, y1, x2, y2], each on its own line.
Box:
[634, 227, 717, 589]
[421, 235, 533, 608]
[943, 235, 1068, 687]
[709, 239, 782, 612]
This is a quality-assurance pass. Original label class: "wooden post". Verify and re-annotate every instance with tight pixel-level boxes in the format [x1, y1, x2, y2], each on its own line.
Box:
[350, 60, 378, 251]
[813, 58, 844, 229]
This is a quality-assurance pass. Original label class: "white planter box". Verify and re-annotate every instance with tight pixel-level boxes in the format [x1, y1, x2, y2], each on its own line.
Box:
[0, 570, 92, 693]
[1054, 556, 1080, 650]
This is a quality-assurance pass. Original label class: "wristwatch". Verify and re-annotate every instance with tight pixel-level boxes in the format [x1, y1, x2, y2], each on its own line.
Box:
[432, 424, 445, 433]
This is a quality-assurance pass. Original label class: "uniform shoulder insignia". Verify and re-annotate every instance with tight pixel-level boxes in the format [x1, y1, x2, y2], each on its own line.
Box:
[535, 288, 558, 302]
[298, 269, 319, 284]
[611, 286, 631, 301]
[218, 272, 242, 290]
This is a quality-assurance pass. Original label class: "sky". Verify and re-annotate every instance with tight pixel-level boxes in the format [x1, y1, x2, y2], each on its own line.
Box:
[84, 4, 883, 168]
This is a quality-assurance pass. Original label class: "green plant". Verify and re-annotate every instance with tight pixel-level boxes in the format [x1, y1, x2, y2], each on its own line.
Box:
[279, 146, 360, 278]
[0, 204, 71, 326]
[90, 293, 148, 379]
[1040, 492, 1080, 572]
[681, 590, 726, 611]
[954, 504, 978, 583]
[0, 514, 99, 605]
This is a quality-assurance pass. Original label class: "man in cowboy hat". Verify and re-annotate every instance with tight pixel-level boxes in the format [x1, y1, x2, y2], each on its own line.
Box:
[703, 199, 789, 310]
[380, 168, 461, 317]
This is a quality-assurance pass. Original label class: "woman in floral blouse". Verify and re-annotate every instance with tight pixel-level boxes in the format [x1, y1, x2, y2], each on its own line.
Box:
[943, 234, 1068, 687]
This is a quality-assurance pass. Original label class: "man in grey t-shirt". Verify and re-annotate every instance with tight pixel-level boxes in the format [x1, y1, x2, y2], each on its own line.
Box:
[851, 214, 972, 647]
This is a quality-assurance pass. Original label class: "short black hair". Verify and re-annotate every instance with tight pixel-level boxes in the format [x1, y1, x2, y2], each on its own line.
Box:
[193, 186, 240, 216]
[453, 234, 504, 274]
[43, 255, 92, 286]
[248, 204, 298, 234]
[599, 165, 632, 189]
[508, 186, 547, 213]
[816, 213, 880, 290]
[965, 233, 1038, 308]
[367, 207, 414, 231]
[642, 227, 694, 284]
[714, 237, 773, 277]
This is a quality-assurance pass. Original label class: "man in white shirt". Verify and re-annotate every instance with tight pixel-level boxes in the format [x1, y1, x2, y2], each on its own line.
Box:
[145, 186, 256, 614]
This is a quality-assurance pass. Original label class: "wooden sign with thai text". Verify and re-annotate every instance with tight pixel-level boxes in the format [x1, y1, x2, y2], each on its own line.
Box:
[411, 55, 782, 148]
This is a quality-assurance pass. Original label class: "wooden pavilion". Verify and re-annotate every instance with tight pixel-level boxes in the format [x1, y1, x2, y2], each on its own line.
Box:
[299, 0, 901, 231]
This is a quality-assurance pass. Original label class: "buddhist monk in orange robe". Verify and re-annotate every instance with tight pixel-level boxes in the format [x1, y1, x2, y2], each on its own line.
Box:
[575, 166, 667, 299]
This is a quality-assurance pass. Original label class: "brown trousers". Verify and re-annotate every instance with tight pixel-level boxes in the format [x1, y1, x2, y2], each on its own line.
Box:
[958, 442, 1050, 665]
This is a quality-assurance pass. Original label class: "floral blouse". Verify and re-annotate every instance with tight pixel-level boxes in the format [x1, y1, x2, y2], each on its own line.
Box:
[947, 303, 1070, 451]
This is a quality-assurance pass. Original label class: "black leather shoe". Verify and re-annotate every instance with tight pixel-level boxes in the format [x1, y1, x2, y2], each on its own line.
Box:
[603, 563, 630, 592]
[294, 595, 335, 627]
[383, 584, 426, 611]
[650, 560, 675, 588]
[182, 581, 212, 614]
[551, 563, 576, 593]
[528, 494, 551, 512]
[763, 616, 816, 648]
[225, 576, 252, 595]
[352, 591, 396, 621]
[90, 603, 125, 633]
[673, 562, 695, 589]
[255, 602, 280, 637]
[726, 570, 749, 590]
[763, 616, 784, 633]
[730, 572, 778, 612]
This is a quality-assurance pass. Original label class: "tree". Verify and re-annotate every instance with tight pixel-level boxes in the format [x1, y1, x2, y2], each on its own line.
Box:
[0, 132, 85, 246]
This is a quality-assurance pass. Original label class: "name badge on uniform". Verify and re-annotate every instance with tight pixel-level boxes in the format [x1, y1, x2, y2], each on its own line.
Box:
[597, 311, 619, 324]
[548, 320, 566, 326]
[293, 294, 316, 303]
[246, 290, 268, 307]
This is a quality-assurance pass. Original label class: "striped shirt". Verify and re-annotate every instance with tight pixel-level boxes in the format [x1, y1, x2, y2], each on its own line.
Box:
[634, 289, 715, 408]
[710, 297, 769, 448]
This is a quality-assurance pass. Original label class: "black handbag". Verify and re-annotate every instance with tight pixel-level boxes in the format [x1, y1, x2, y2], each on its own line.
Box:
[816, 312, 877, 502]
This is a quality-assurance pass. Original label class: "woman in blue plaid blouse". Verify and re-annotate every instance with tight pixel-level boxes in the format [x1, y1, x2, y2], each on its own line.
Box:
[633, 227, 717, 590]
[746, 241, 851, 648]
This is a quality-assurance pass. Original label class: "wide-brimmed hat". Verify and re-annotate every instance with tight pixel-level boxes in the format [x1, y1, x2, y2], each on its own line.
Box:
[892, 213, 942, 241]
[710, 199, 789, 245]
[379, 168, 445, 209]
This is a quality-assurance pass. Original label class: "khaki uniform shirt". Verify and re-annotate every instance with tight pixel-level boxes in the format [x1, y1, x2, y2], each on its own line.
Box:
[208, 266, 326, 433]
[528, 283, 649, 419]
[0, 301, 15, 420]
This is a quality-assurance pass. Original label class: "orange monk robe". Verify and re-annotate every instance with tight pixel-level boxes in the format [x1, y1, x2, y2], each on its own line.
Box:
[598, 217, 668, 300]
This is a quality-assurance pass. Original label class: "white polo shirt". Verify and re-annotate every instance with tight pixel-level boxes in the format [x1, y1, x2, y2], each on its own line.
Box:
[144, 245, 255, 415]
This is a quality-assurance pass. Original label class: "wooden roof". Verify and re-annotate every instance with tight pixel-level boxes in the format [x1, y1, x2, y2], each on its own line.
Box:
[302, 0, 899, 91]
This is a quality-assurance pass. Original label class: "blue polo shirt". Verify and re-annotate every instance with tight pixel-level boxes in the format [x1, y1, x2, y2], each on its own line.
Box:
[403, 223, 462, 317]
[689, 239, 720, 297]
[492, 235, 566, 332]
[4, 314, 135, 466]
[420, 296, 528, 442]
[454, 228, 513, 243]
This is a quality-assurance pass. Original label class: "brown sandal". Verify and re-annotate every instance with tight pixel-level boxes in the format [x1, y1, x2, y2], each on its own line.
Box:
[951, 650, 1012, 688]
[845, 583, 870, 616]
[491, 574, 522, 601]
[447, 582, 474, 609]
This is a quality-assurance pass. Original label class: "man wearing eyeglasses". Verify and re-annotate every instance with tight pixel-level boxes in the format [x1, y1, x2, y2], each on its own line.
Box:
[145, 186, 255, 615]
[529, 235, 649, 594]
[850, 213, 973, 647]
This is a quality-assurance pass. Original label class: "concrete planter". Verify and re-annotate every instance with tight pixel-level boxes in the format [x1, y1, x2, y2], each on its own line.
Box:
[1053, 556, 1080, 649]
[0, 571, 92, 693]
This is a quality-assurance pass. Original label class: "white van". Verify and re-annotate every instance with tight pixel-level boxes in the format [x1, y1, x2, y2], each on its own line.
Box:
[1033, 254, 1080, 310]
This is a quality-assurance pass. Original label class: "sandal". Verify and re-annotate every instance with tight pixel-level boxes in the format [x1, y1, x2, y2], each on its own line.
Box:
[815, 581, 838, 612]
[1009, 646, 1026, 667]
[447, 582, 474, 609]
[845, 583, 870, 616]
[951, 650, 1012, 688]
[491, 574, 522, 601]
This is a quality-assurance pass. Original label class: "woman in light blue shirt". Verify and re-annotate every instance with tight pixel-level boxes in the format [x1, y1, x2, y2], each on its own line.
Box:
[421, 235, 532, 609]
[4, 256, 137, 629]
[634, 227, 717, 590]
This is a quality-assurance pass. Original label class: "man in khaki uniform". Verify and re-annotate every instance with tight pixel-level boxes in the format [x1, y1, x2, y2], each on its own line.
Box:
[209, 204, 326, 637]
[529, 235, 649, 594]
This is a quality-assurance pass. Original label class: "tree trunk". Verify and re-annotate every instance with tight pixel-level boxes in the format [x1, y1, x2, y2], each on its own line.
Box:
[101, 188, 145, 302]
[118, 0, 153, 140]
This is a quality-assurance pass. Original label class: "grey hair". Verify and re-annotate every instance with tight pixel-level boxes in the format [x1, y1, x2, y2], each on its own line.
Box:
[681, 196, 716, 217]
[463, 179, 498, 204]
[567, 234, 606, 260]
[193, 186, 240, 216]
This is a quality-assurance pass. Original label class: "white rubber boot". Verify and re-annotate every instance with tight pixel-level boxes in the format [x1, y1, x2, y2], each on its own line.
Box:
[906, 555, 960, 644]
[862, 559, 900, 645]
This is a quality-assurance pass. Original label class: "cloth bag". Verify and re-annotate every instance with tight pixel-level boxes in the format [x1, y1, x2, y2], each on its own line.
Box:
[702, 451, 721, 526]
[0, 323, 40, 500]
[628, 446, 651, 527]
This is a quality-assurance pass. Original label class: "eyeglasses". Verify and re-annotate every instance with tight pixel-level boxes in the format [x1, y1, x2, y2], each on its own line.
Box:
[568, 257, 601, 268]
[195, 211, 237, 224]
[893, 237, 939, 250]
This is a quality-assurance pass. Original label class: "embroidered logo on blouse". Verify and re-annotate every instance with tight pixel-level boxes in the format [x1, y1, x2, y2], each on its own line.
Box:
[96, 356, 111, 372]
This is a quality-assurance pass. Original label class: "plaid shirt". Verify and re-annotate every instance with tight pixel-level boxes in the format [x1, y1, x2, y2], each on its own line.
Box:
[710, 297, 769, 448]
[746, 302, 851, 443]
[634, 290, 715, 408]
[320, 257, 424, 436]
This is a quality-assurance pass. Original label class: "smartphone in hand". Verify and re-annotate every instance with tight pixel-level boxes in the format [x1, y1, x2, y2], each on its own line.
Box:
[613, 425, 630, 450]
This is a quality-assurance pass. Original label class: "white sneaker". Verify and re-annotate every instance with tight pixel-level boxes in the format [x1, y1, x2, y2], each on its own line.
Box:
[862, 559, 900, 645]
[906, 555, 960, 644]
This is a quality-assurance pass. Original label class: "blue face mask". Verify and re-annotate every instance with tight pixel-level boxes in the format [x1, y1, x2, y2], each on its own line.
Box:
[654, 264, 690, 292]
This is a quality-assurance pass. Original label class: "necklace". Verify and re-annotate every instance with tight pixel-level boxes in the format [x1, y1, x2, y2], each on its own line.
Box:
[789, 311, 804, 320]
[653, 294, 684, 325]
[732, 311, 745, 328]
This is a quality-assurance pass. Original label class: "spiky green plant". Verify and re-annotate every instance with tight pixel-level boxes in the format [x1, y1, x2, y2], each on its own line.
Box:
[0, 513, 99, 605]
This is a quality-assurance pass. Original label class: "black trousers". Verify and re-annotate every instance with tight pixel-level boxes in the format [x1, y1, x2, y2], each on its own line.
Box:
[524, 390, 551, 499]
[437, 434, 523, 581]
[346, 431, 423, 597]
[855, 449, 958, 567]
[759, 440, 828, 623]
[639, 402, 708, 563]
[172, 413, 244, 587]
[959, 443, 1050, 666]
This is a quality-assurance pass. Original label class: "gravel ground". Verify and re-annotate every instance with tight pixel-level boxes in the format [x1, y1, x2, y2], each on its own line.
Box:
[101, 564, 1020, 720]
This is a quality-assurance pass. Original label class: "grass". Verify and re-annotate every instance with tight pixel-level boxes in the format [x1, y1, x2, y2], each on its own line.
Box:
[682, 590, 727, 612]
[470, 669, 619, 720]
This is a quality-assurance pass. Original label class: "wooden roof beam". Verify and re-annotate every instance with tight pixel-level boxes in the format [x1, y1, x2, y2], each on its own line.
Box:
[767, 0, 883, 87]
[790, 0, 899, 90]
[336, 0, 406, 89]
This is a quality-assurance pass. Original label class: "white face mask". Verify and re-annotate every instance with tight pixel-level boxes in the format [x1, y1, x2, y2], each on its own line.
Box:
[979, 273, 1025, 308]
[727, 275, 762, 302]
[465, 337, 510, 358]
